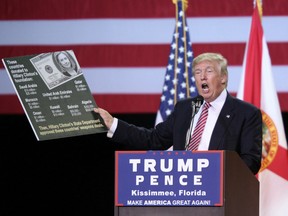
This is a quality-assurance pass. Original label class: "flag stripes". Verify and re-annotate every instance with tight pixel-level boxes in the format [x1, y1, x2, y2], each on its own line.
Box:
[1, 0, 288, 114]
[1, 0, 288, 19]
[1, 43, 288, 67]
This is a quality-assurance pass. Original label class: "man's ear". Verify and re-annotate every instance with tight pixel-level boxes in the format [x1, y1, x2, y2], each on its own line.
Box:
[221, 74, 227, 84]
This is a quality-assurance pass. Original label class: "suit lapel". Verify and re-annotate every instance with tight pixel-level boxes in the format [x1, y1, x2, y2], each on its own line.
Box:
[209, 94, 235, 150]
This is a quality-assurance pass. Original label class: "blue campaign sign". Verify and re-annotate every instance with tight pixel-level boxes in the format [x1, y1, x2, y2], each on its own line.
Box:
[115, 150, 223, 207]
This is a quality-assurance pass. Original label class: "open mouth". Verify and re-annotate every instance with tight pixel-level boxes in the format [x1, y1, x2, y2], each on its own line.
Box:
[201, 83, 209, 93]
[202, 83, 208, 89]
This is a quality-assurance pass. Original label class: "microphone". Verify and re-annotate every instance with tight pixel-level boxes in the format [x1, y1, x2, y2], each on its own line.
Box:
[192, 95, 204, 116]
[185, 95, 204, 149]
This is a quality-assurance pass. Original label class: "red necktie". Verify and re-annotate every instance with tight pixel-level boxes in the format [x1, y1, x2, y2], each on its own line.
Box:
[187, 102, 211, 151]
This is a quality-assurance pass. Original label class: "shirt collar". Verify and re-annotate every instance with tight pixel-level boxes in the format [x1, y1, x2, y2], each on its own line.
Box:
[208, 89, 227, 110]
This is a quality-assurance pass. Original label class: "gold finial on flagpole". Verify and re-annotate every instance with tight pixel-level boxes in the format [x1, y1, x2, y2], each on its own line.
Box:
[172, 0, 188, 11]
[255, 0, 262, 19]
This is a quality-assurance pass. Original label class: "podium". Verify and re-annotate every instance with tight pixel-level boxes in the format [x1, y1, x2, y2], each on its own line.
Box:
[114, 150, 259, 216]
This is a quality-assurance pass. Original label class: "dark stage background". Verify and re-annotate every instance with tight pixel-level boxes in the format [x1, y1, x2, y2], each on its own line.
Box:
[1, 113, 288, 216]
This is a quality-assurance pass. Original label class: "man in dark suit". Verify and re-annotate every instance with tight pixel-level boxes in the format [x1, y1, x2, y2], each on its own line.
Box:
[94, 52, 262, 175]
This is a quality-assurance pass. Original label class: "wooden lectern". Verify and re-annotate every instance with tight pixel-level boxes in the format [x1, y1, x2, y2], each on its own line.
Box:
[114, 151, 259, 216]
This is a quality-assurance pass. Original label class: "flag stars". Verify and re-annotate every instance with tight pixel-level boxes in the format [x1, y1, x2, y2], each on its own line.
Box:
[170, 88, 175, 95]
[179, 10, 184, 17]
[168, 99, 174, 105]
[161, 95, 166, 102]
[163, 85, 168, 91]
[165, 109, 172, 116]
[173, 33, 179, 39]
[190, 86, 196, 93]
[180, 82, 186, 88]
[169, 53, 175, 60]
[177, 57, 183, 64]
[171, 43, 177, 50]
[177, 21, 182, 28]
[165, 74, 171, 81]
[179, 46, 185, 53]
[178, 92, 185, 99]
[167, 64, 173, 70]
[187, 51, 193, 57]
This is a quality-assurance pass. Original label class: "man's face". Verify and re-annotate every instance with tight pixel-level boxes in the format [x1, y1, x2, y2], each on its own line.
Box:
[194, 60, 227, 102]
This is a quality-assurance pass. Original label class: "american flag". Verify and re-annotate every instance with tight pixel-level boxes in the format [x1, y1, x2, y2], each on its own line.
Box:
[155, 0, 198, 125]
[0, 0, 288, 114]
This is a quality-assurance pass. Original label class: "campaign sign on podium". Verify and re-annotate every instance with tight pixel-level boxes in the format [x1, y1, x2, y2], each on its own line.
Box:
[115, 151, 223, 207]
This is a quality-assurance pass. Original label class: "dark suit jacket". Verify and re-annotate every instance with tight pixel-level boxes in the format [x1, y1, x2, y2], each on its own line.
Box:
[112, 92, 262, 174]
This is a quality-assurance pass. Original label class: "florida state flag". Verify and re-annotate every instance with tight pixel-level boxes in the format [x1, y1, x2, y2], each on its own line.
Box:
[237, 2, 288, 216]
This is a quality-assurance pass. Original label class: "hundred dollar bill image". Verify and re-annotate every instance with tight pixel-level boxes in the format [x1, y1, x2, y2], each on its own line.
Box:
[30, 50, 82, 90]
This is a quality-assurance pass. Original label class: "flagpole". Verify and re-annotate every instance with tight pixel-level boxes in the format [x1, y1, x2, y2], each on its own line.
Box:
[172, 0, 190, 101]
[255, 0, 262, 19]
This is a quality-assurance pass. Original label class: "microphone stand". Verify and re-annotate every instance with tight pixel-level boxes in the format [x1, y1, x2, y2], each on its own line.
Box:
[185, 98, 203, 150]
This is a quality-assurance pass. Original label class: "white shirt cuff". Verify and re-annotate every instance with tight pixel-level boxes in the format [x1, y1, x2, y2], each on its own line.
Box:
[107, 117, 118, 138]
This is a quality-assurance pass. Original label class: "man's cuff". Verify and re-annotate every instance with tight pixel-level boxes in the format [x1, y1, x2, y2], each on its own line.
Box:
[107, 117, 118, 138]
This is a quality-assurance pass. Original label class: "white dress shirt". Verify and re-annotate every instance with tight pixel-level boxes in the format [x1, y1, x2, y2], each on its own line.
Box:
[196, 89, 227, 150]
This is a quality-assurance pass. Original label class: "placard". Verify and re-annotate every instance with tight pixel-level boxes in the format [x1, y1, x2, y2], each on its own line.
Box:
[115, 150, 223, 206]
[2, 50, 107, 140]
